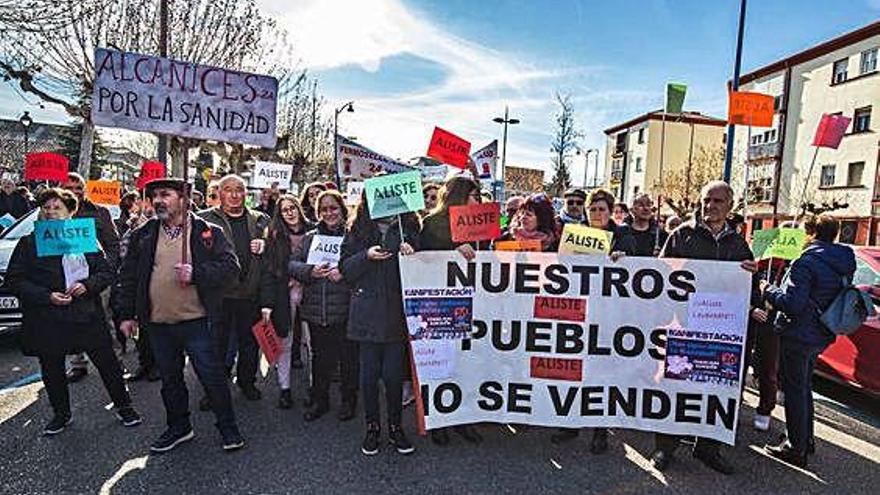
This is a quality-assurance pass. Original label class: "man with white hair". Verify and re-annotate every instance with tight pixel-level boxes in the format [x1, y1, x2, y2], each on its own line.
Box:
[650, 180, 758, 475]
[199, 174, 270, 403]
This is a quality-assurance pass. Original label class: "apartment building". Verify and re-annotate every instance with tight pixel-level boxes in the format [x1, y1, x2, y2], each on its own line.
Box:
[731, 21, 880, 245]
[602, 110, 726, 207]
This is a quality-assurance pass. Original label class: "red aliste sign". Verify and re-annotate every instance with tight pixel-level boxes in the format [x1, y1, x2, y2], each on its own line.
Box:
[449, 202, 501, 243]
[812, 114, 852, 149]
[427, 127, 471, 169]
[136, 161, 167, 190]
[24, 152, 69, 182]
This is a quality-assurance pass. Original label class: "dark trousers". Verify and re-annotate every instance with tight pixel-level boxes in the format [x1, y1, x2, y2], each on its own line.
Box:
[215, 298, 259, 388]
[360, 341, 405, 426]
[655, 434, 721, 457]
[39, 346, 130, 417]
[309, 321, 358, 406]
[149, 318, 237, 434]
[756, 324, 781, 415]
[136, 325, 154, 370]
[780, 340, 825, 455]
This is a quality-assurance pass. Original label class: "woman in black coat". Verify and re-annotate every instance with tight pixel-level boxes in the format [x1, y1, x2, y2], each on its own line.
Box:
[289, 190, 358, 422]
[5, 188, 140, 435]
[259, 193, 312, 409]
[340, 192, 420, 457]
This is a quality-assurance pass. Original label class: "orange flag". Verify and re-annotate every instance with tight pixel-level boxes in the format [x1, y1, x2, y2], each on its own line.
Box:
[728, 91, 774, 127]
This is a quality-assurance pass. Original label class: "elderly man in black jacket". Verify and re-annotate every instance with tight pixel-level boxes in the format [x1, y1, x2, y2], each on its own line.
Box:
[62, 173, 122, 383]
[649, 180, 758, 475]
[118, 179, 245, 453]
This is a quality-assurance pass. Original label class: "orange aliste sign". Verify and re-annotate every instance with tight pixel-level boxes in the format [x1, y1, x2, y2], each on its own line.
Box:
[86, 180, 121, 205]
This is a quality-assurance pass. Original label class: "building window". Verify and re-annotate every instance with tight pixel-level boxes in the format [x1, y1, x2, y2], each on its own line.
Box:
[635, 157, 643, 172]
[847, 161, 864, 187]
[861, 48, 878, 74]
[833, 58, 848, 84]
[820, 164, 836, 187]
[751, 218, 763, 232]
[637, 128, 645, 144]
[633, 186, 640, 196]
[854, 106, 871, 133]
[773, 95, 784, 111]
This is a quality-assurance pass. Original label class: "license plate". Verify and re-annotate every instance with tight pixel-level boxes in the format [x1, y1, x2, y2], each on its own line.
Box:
[0, 296, 19, 309]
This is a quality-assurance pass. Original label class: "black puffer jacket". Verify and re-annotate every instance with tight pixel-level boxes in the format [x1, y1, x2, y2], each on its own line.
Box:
[340, 217, 420, 343]
[6, 234, 115, 356]
[289, 222, 350, 327]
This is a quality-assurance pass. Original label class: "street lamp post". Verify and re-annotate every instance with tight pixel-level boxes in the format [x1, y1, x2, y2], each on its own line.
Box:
[19, 111, 33, 173]
[333, 101, 355, 188]
[583, 148, 598, 189]
[493, 106, 520, 198]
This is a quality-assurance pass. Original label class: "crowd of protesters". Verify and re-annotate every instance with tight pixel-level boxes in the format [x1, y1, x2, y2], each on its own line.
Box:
[0, 166, 856, 472]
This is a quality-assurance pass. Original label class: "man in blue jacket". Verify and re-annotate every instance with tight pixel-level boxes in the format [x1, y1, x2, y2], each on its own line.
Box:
[761, 214, 855, 468]
[118, 179, 245, 453]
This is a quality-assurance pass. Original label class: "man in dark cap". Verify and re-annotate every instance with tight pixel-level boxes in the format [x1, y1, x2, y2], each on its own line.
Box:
[556, 187, 587, 229]
[117, 178, 245, 453]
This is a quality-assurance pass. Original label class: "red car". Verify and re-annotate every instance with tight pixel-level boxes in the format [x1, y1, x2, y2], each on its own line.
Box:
[815, 247, 880, 397]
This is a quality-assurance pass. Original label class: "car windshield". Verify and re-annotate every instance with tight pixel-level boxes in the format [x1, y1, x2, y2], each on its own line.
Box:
[854, 253, 880, 288]
[0, 209, 37, 241]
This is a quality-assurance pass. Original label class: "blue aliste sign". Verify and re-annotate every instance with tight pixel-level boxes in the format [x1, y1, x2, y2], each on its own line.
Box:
[34, 218, 99, 257]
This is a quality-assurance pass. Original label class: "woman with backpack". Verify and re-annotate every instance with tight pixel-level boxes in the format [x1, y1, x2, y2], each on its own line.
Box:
[760, 214, 856, 468]
[340, 193, 420, 456]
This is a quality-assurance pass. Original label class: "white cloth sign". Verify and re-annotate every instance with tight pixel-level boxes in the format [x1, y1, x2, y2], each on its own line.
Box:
[92, 48, 278, 148]
[306, 235, 343, 267]
[337, 135, 413, 181]
[62, 254, 90, 289]
[400, 252, 751, 445]
[252, 161, 293, 189]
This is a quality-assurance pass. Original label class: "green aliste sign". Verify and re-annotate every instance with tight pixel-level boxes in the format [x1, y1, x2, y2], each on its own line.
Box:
[751, 228, 806, 261]
[364, 170, 425, 219]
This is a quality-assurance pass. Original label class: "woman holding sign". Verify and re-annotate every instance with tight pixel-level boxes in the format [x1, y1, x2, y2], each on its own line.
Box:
[260, 194, 313, 409]
[340, 190, 420, 456]
[290, 190, 359, 422]
[497, 193, 559, 252]
[419, 175, 485, 446]
[5, 188, 141, 436]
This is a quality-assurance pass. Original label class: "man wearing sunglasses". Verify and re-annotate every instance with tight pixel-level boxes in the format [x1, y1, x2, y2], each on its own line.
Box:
[557, 188, 587, 228]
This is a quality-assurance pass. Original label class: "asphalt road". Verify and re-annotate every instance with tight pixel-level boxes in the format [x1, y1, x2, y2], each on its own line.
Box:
[0, 335, 878, 495]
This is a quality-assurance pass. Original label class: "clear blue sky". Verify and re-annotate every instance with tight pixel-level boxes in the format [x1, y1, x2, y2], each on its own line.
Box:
[3, 0, 878, 183]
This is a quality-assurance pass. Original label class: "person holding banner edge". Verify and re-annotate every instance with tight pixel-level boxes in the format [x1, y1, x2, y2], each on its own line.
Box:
[497, 193, 559, 251]
[259, 194, 313, 409]
[6, 188, 140, 435]
[341, 189, 420, 456]
[419, 175, 485, 445]
[289, 190, 359, 422]
[649, 180, 759, 475]
[117, 178, 245, 453]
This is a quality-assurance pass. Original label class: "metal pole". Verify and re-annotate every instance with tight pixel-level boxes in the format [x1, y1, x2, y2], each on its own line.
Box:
[723, 0, 748, 182]
[500, 106, 509, 184]
[333, 111, 340, 188]
[23, 127, 29, 171]
[156, 0, 169, 170]
[798, 146, 821, 216]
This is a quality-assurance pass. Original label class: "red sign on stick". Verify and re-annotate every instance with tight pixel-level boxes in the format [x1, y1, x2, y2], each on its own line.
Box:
[529, 357, 583, 382]
[812, 113, 852, 149]
[533, 296, 587, 322]
[449, 202, 501, 243]
[251, 320, 283, 365]
[427, 127, 471, 169]
[25, 152, 69, 182]
[727, 91, 775, 127]
[136, 161, 167, 190]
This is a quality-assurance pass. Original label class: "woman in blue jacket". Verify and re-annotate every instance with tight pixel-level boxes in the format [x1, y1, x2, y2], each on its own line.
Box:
[760, 214, 855, 468]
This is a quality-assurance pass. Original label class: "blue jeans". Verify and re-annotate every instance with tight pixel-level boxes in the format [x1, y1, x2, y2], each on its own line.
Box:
[780, 340, 825, 455]
[360, 342, 405, 426]
[148, 318, 237, 434]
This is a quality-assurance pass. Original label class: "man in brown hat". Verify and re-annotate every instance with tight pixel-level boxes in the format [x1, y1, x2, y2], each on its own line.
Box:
[117, 178, 246, 453]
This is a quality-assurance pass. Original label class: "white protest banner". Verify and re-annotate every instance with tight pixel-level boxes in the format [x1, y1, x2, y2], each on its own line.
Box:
[472, 140, 498, 181]
[400, 252, 751, 444]
[252, 161, 293, 189]
[306, 235, 343, 267]
[92, 48, 278, 148]
[337, 135, 413, 181]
